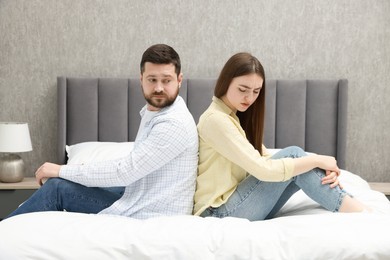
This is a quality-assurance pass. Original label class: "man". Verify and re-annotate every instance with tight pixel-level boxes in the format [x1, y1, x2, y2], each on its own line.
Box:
[7, 44, 199, 219]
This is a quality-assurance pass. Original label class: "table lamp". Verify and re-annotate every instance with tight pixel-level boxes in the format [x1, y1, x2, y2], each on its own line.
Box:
[0, 122, 33, 183]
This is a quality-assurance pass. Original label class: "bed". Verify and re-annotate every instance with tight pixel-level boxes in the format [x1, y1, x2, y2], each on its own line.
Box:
[0, 77, 389, 260]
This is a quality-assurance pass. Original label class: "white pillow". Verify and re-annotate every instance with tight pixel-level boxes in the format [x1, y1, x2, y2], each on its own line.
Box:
[66, 142, 134, 165]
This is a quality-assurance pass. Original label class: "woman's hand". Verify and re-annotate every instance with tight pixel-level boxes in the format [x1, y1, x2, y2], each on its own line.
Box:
[35, 162, 61, 186]
[315, 155, 340, 173]
[322, 170, 343, 189]
[292, 154, 340, 180]
[314, 155, 342, 189]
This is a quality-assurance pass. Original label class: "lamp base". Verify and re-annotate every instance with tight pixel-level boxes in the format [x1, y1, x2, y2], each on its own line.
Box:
[0, 154, 25, 183]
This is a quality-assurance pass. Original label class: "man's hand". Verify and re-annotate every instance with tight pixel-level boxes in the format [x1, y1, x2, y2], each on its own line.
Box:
[35, 162, 62, 186]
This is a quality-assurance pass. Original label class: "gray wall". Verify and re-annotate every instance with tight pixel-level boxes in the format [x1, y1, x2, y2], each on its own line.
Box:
[0, 0, 389, 181]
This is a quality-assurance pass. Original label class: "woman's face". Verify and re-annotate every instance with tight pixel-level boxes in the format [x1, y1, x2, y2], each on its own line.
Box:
[221, 73, 263, 113]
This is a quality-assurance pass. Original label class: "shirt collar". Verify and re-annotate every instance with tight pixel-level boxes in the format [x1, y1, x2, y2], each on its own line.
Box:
[212, 96, 236, 117]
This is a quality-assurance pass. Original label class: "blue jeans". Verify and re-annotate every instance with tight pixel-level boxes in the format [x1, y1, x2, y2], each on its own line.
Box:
[6, 178, 125, 219]
[200, 146, 348, 221]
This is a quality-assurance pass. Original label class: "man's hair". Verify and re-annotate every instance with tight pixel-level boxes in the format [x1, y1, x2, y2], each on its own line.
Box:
[140, 44, 181, 76]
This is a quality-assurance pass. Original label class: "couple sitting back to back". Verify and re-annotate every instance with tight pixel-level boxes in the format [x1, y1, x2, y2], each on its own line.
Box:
[6, 44, 370, 221]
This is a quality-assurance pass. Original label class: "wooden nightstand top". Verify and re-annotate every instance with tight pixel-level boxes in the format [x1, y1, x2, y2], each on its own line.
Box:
[0, 177, 40, 190]
[369, 182, 390, 195]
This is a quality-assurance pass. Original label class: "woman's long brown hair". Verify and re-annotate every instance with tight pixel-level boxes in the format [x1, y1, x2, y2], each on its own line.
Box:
[214, 52, 266, 155]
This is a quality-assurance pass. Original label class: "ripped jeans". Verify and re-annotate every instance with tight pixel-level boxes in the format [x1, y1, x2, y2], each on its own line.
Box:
[200, 146, 349, 221]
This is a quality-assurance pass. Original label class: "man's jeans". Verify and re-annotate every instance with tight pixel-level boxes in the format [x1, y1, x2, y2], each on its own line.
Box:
[201, 146, 348, 221]
[6, 178, 125, 219]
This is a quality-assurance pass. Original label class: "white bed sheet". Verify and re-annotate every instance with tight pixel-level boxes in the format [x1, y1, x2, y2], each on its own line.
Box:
[0, 170, 389, 260]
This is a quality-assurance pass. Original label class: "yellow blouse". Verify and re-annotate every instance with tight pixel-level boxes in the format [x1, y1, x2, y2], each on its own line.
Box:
[193, 97, 295, 216]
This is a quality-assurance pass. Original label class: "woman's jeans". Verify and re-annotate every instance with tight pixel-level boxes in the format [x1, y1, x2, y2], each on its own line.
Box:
[5, 178, 125, 219]
[200, 146, 348, 221]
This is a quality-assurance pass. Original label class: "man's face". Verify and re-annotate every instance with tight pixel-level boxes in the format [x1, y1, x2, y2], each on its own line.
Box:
[140, 62, 182, 111]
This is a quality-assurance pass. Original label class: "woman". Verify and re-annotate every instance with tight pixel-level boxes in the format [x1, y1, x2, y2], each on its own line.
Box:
[193, 52, 370, 220]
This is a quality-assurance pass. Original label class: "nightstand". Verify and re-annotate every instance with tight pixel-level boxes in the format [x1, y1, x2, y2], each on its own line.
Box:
[0, 177, 39, 220]
[369, 182, 390, 201]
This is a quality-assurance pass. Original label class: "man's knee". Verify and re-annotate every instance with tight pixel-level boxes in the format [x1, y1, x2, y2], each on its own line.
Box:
[42, 178, 72, 193]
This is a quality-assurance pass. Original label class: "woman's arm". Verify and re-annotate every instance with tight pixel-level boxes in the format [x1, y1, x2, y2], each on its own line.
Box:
[292, 154, 342, 188]
[199, 113, 295, 181]
[291, 154, 340, 177]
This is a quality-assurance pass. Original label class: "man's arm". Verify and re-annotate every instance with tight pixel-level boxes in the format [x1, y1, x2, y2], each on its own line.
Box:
[54, 119, 189, 187]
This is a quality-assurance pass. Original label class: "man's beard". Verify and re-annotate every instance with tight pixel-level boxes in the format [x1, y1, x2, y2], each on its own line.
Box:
[144, 88, 179, 109]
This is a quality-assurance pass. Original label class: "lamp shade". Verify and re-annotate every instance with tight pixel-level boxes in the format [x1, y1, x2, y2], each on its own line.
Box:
[0, 122, 33, 153]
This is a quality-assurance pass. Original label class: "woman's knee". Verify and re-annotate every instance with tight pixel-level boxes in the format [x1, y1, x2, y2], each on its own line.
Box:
[272, 146, 306, 159]
[283, 146, 306, 157]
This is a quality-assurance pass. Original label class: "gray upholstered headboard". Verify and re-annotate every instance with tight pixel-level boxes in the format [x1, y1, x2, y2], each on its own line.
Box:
[57, 77, 348, 168]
